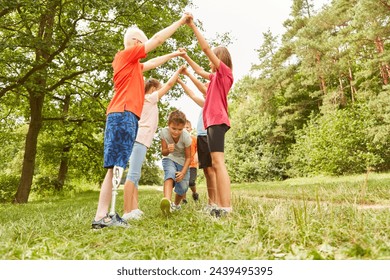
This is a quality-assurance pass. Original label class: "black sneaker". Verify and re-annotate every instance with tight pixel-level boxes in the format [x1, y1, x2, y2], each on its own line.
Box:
[182, 199, 188, 204]
[91, 213, 129, 229]
[192, 192, 199, 201]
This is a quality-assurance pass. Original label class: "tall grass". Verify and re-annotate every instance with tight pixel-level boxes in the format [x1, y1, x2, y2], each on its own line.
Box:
[0, 173, 389, 260]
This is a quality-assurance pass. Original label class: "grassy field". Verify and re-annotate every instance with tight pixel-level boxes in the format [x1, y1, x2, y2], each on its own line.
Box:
[0, 172, 389, 260]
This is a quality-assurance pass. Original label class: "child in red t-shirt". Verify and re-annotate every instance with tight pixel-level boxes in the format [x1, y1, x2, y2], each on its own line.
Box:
[92, 13, 193, 229]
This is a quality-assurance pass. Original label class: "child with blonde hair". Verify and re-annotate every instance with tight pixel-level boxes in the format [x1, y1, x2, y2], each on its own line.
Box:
[92, 13, 192, 229]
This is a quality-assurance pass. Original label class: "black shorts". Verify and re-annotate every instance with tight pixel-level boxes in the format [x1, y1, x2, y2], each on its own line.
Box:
[197, 135, 212, 169]
[189, 167, 197, 187]
[207, 124, 229, 152]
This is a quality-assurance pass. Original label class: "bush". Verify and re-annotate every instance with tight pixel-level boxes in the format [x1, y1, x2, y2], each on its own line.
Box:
[0, 174, 19, 203]
[287, 105, 383, 176]
[32, 175, 74, 198]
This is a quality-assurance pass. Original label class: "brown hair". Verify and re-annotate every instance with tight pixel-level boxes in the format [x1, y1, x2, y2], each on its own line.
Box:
[145, 78, 161, 93]
[213, 46, 233, 70]
[168, 110, 187, 126]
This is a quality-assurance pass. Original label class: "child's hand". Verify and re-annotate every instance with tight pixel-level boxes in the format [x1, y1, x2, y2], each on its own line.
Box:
[177, 48, 187, 57]
[181, 12, 193, 25]
[168, 143, 175, 153]
[175, 171, 184, 182]
[180, 65, 188, 74]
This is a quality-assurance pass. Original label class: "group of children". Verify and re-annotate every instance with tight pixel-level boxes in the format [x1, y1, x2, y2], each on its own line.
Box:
[92, 12, 233, 229]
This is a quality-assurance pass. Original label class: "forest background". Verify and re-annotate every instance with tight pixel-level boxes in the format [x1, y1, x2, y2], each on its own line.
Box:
[0, 0, 389, 204]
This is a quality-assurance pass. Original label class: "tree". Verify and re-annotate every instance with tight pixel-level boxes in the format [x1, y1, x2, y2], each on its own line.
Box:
[0, 0, 199, 203]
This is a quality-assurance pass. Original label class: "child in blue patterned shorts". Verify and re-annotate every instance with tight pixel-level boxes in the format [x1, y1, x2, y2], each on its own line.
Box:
[92, 13, 192, 229]
[160, 110, 192, 215]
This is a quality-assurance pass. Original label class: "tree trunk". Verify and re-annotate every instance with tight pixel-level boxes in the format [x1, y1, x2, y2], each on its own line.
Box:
[14, 94, 44, 203]
[56, 94, 71, 191]
[375, 36, 389, 85]
[56, 146, 70, 191]
[13, 1, 57, 203]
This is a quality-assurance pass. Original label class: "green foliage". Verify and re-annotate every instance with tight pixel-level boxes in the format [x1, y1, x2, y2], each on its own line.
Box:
[0, 175, 19, 203]
[139, 161, 163, 186]
[1, 0, 215, 201]
[227, 0, 390, 180]
[287, 104, 384, 176]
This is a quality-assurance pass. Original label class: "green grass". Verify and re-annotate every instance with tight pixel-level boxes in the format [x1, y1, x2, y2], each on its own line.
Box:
[0, 172, 389, 260]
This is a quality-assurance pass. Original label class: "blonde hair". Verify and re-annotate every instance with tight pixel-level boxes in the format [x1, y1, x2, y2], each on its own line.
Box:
[123, 26, 148, 48]
[213, 46, 233, 70]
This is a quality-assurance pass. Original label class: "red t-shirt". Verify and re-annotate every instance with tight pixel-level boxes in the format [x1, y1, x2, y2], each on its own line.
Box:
[106, 45, 147, 117]
[203, 61, 233, 129]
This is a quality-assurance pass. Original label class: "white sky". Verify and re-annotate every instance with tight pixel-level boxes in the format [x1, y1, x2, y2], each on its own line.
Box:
[170, 0, 330, 127]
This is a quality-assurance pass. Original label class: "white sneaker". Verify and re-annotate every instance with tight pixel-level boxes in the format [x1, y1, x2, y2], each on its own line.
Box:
[170, 202, 182, 212]
[122, 209, 143, 221]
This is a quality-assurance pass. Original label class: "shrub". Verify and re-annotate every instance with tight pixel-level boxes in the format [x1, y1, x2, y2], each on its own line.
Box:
[0, 174, 19, 203]
[287, 105, 382, 176]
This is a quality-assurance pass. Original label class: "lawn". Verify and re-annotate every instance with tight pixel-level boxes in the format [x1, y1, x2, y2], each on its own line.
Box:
[0, 172, 389, 260]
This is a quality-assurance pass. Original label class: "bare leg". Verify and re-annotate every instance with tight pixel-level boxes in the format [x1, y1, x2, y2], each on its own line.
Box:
[123, 180, 136, 214]
[133, 187, 139, 210]
[94, 169, 113, 221]
[174, 193, 184, 205]
[163, 178, 174, 201]
[203, 166, 217, 205]
[210, 152, 230, 208]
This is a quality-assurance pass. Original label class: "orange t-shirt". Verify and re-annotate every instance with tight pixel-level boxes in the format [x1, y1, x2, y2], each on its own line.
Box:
[106, 45, 147, 117]
[189, 135, 198, 168]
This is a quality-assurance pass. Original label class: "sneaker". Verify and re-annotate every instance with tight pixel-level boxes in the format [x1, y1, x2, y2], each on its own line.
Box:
[182, 199, 188, 204]
[160, 198, 171, 215]
[203, 204, 217, 213]
[91, 213, 129, 229]
[122, 209, 144, 221]
[170, 202, 182, 212]
[210, 208, 229, 218]
[192, 192, 199, 201]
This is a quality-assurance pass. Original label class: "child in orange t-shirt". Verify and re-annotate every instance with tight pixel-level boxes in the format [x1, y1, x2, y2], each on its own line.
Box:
[182, 120, 199, 204]
[92, 13, 193, 229]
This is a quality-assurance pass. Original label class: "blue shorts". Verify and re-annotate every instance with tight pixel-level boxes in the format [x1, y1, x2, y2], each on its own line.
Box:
[162, 158, 190, 196]
[103, 111, 138, 169]
[126, 142, 148, 188]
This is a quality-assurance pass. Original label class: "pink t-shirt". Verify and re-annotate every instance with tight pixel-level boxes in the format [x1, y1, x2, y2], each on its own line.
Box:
[135, 91, 159, 148]
[203, 61, 233, 129]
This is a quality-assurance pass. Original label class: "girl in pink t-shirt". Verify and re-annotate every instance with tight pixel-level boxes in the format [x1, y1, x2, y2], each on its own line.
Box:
[182, 18, 234, 217]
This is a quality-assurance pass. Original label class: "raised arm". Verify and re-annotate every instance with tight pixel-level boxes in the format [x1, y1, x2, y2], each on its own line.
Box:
[181, 51, 210, 80]
[177, 78, 205, 107]
[182, 66, 207, 95]
[187, 18, 221, 70]
[156, 66, 184, 99]
[144, 13, 192, 53]
[143, 49, 186, 72]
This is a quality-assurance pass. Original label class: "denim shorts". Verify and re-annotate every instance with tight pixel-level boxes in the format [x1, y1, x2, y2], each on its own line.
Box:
[162, 158, 190, 196]
[103, 111, 138, 169]
[126, 142, 148, 188]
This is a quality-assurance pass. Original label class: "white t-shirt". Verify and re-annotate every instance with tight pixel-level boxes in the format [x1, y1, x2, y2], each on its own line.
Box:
[160, 127, 192, 165]
[135, 91, 159, 148]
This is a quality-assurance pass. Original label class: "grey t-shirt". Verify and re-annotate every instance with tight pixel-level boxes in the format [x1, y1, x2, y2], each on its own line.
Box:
[160, 127, 192, 165]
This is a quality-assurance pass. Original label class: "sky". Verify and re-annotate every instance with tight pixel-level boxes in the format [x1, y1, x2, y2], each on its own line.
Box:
[170, 0, 330, 127]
